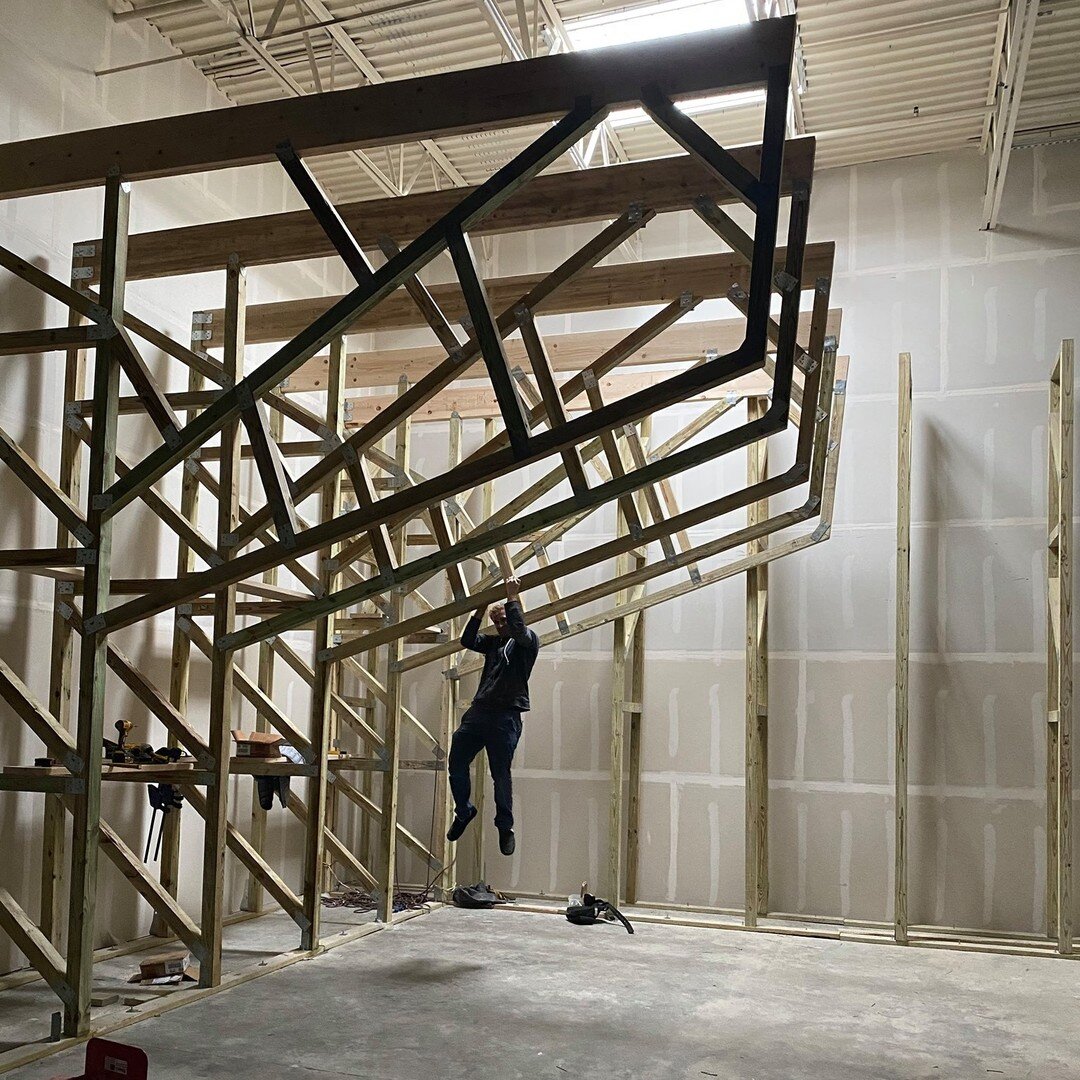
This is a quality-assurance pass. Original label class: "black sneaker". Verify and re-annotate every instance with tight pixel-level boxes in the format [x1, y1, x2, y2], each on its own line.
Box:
[499, 829, 515, 856]
[446, 806, 477, 842]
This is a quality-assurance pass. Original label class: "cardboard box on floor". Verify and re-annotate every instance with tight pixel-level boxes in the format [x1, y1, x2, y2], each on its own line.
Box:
[128, 949, 197, 986]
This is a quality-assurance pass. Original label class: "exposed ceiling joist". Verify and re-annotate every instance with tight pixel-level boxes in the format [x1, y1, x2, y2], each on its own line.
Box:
[199, 0, 403, 196]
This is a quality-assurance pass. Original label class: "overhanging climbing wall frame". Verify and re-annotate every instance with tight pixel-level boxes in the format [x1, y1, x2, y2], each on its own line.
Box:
[0, 15, 870, 1056]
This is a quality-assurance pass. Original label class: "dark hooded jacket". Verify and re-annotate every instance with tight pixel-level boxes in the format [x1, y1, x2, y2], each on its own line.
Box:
[460, 600, 540, 712]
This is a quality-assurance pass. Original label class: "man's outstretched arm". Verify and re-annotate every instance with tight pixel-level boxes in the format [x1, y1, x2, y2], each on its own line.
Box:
[460, 602, 494, 652]
[504, 578, 539, 651]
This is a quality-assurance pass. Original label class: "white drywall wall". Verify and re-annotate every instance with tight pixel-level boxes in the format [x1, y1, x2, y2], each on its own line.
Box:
[431, 141, 1080, 934]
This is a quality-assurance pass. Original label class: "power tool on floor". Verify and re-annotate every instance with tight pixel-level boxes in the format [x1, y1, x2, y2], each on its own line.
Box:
[566, 882, 634, 934]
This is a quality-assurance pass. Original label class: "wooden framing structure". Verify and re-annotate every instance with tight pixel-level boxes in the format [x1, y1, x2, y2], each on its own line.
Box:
[895, 352, 911, 945]
[0, 16, 1073, 1068]
[23, 18, 1073, 1070]
[1046, 340, 1073, 956]
[0, 16, 846, 1041]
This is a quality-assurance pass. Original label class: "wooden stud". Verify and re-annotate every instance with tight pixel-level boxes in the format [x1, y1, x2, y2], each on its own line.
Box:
[207, 246, 836, 348]
[470, 419, 498, 882]
[437, 411, 464, 896]
[301, 335, 346, 949]
[609, 504, 630, 903]
[282, 309, 840, 396]
[63, 171, 127, 1036]
[625, 605, 645, 905]
[895, 352, 912, 944]
[377, 377, 410, 923]
[41, 257, 90, 948]
[276, 141, 373, 285]
[155, 313, 210, 935]
[0, 887, 68, 1002]
[243, 406, 285, 915]
[1047, 340, 1073, 954]
[199, 256, 245, 988]
[745, 396, 769, 927]
[83, 141, 815, 283]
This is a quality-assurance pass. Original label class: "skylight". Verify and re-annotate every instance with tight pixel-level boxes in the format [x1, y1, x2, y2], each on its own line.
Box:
[564, 0, 750, 52]
[607, 89, 766, 129]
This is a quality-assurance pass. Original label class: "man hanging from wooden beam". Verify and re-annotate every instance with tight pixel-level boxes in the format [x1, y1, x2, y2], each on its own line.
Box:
[447, 577, 539, 856]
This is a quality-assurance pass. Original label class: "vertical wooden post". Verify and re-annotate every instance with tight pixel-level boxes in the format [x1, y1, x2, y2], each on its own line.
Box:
[301, 336, 346, 949]
[895, 352, 912, 944]
[42, 253, 92, 947]
[154, 312, 209, 935]
[200, 256, 245, 986]
[243, 405, 283, 914]
[359, 637, 378, 870]
[608, 501, 630, 903]
[623, 420, 648, 906]
[1047, 339, 1073, 954]
[624, 605, 646, 905]
[744, 398, 769, 926]
[438, 411, 464, 897]
[377, 376, 409, 923]
[469, 416, 497, 881]
[608, 625, 628, 901]
[64, 170, 128, 1036]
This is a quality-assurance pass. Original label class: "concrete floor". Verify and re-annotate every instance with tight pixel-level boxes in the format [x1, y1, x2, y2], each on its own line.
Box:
[5, 906, 1080, 1079]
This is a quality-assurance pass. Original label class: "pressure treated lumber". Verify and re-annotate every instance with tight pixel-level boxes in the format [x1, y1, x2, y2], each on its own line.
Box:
[0, 657, 81, 772]
[43, 259, 90, 946]
[63, 173, 127, 1037]
[199, 257, 245, 989]
[0, 888, 69, 1003]
[745, 396, 769, 928]
[156, 317, 209, 934]
[377, 378, 410, 923]
[207, 246, 834, 345]
[0, 19, 795, 199]
[895, 352, 912, 944]
[286, 309, 841, 395]
[84, 141, 815, 282]
[300, 336, 346, 947]
[1047, 340, 1073, 955]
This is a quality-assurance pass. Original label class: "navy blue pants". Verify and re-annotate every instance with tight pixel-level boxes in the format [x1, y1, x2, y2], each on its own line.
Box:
[448, 706, 523, 833]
